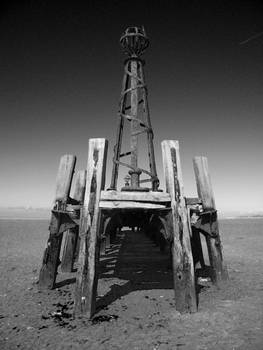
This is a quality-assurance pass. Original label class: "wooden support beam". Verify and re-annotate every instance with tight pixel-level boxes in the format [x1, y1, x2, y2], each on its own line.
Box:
[191, 226, 205, 269]
[185, 197, 202, 206]
[74, 138, 108, 318]
[100, 190, 171, 203]
[161, 140, 197, 313]
[105, 234, 111, 250]
[193, 156, 228, 284]
[55, 155, 77, 202]
[99, 216, 111, 255]
[61, 170, 87, 272]
[39, 155, 76, 289]
[100, 238, 106, 255]
[99, 201, 166, 210]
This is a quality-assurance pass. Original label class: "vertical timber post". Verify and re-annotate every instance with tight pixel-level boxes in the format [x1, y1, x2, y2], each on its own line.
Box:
[39, 155, 76, 289]
[161, 140, 197, 313]
[61, 170, 87, 272]
[74, 138, 108, 318]
[193, 156, 228, 284]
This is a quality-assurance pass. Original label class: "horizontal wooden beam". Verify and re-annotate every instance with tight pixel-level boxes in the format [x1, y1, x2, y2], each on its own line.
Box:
[99, 200, 167, 210]
[185, 197, 202, 206]
[100, 190, 171, 203]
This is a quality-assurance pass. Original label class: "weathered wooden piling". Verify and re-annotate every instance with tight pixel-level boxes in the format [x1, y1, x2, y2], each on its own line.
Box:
[162, 140, 197, 313]
[61, 170, 87, 272]
[39, 155, 76, 289]
[74, 138, 108, 318]
[193, 156, 228, 284]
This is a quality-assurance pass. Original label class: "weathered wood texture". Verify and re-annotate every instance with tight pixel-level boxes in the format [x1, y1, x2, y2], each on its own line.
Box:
[185, 197, 202, 206]
[61, 170, 87, 272]
[161, 140, 197, 313]
[55, 155, 77, 202]
[193, 157, 216, 210]
[39, 155, 76, 289]
[193, 156, 228, 284]
[191, 226, 205, 268]
[100, 190, 171, 203]
[74, 139, 108, 318]
[99, 201, 166, 209]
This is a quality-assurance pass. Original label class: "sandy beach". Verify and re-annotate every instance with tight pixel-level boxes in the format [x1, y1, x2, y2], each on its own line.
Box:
[0, 217, 262, 349]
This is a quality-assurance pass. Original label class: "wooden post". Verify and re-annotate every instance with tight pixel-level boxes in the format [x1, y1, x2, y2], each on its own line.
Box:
[105, 234, 111, 250]
[161, 140, 197, 313]
[39, 155, 76, 289]
[99, 215, 110, 255]
[74, 138, 108, 318]
[193, 156, 228, 284]
[61, 170, 87, 272]
[191, 226, 205, 268]
[55, 155, 77, 202]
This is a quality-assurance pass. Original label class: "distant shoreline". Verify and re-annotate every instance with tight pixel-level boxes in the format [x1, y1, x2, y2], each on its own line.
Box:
[224, 216, 263, 220]
[1, 215, 262, 221]
[0, 217, 49, 220]
[0, 208, 262, 221]
[0, 208, 50, 220]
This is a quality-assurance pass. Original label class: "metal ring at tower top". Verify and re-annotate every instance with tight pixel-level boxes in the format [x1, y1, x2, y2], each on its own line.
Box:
[120, 26, 149, 57]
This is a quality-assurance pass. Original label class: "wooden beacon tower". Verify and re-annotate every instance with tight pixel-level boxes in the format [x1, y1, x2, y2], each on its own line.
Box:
[39, 26, 228, 318]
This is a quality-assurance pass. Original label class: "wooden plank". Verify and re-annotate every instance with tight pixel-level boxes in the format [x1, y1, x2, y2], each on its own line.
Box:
[161, 140, 197, 313]
[100, 237, 106, 255]
[73, 170, 87, 202]
[99, 216, 111, 255]
[99, 200, 166, 209]
[39, 155, 76, 289]
[193, 157, 215, 210]
[100, 190, 171, 203]
[105, 234, 111, 250]
[185, 197, 202, 206]
[38, 213, 62, 289]
[74, 138, 108, 318]
[193, 156, 228, 284]
[61, 170, 87, 272]
[55, 155, 76, 201]
[191, 226, 205, 268]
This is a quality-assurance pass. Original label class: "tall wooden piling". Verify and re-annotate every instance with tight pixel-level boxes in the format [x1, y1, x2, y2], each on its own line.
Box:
[193, 156, 228, 284]
[61, 170, 87, 272]
[74, 138, 108, 318]
[162, 140, 197, 313]
[39, 155, 76, 289]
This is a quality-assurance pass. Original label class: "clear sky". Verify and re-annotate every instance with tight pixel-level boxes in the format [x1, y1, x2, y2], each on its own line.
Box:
[0, 1, 262, 214]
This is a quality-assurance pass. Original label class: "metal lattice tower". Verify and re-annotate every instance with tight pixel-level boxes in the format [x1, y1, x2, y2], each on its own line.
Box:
[109, 26, 159, 192]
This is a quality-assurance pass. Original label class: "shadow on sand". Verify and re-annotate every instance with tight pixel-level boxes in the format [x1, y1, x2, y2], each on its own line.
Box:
[54, 229, 210, 312]
[96, 229, 174, 311]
